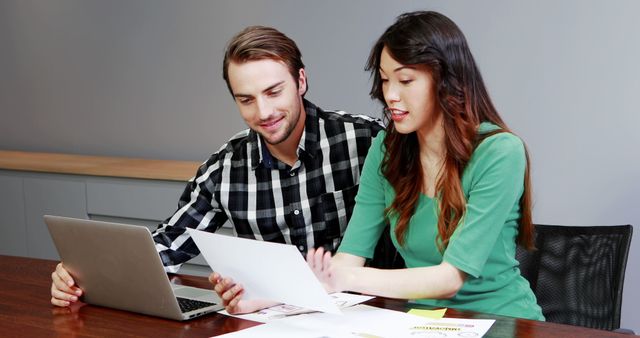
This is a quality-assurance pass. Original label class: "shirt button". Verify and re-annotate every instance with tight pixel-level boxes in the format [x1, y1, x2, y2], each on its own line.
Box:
[293, 209, 300, 215]
[290, 171, 296, 176]
[298, 245, 305, 251]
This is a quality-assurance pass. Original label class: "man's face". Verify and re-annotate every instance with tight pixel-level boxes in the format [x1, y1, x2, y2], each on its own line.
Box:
[228, 59, 306, 145]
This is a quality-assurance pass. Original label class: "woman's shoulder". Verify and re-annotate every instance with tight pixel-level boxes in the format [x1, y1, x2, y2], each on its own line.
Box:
[373, 129, 387, 141]
[465, 123, 527, 187]
[370, 129, 387, 153]
[475, 123, 525, 157]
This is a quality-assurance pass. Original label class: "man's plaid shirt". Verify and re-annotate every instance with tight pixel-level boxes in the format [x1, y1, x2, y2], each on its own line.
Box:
[153, 100, 383, 272]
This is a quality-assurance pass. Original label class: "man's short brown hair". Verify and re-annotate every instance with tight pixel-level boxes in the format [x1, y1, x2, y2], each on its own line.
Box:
[223, 26, 306, 96]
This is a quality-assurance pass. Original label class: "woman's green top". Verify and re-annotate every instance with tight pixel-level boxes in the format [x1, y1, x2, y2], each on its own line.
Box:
[338, 122, 544, 321]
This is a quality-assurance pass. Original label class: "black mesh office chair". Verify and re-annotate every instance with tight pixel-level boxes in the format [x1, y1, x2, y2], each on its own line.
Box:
[369, 224, 405, 269]
[516, 224, 633, 331]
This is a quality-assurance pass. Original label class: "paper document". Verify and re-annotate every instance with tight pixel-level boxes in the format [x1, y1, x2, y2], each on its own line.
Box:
[220, 292, 374, 323]
[215, 304, 495, 338]
[188, 229, 341, 314]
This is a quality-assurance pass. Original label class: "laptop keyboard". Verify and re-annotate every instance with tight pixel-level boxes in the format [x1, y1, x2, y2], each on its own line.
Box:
[177, 297, 217, 313]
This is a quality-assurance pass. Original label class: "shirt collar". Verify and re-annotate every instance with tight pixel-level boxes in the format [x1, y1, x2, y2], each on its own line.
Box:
[250, 99, 320, 170]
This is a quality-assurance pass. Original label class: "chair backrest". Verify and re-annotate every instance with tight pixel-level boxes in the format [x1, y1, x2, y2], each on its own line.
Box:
[516, 224, 633, 330]
[369, 223, 405, 269]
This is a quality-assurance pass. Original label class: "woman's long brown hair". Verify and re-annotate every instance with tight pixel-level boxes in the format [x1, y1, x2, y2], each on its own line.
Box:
[366, 11, 534, 251]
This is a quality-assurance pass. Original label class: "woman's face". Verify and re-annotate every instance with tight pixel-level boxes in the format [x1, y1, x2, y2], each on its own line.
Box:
[379, 47, 441, 135]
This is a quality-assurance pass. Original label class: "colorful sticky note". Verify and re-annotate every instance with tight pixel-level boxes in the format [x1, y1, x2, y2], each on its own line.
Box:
[407, 308, 447, 319]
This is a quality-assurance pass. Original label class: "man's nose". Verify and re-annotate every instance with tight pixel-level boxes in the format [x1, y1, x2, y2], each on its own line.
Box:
[256, 98, 274, 120]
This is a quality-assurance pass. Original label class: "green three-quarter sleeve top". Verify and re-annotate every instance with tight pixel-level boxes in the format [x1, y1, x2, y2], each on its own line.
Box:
[338, 122, 544, 321]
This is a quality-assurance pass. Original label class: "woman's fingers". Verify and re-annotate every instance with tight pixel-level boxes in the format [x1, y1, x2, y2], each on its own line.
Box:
[314, 247, 325, 272]
[323, 250, 332, 274]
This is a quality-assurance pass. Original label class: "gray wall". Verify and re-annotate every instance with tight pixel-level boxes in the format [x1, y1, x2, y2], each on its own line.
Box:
[1, 0, 638, 331]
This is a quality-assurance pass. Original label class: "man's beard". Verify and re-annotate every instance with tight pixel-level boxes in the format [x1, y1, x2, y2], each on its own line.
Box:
[262, 109, 301, 145]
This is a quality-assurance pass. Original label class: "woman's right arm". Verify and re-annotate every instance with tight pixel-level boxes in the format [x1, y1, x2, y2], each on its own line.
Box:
[307, 248, 466, 300]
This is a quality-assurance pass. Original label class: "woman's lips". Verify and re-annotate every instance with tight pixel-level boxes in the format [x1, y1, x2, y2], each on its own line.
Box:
[388, 108, 408, 122]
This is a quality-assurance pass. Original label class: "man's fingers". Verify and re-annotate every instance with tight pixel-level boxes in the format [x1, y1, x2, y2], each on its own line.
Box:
[50, 280, 79, 307]
[215, 280, 230, 296]
[225, 289, 251, 314]
[51, 271, 82, 297]
[213, 276, 241, 302]
[222, 284, 242, 302]
[228, 293, 240, 308]
[51, 271, 72, 294]
[51, 286, 78, 302]
[51, 297, 70, 307]
[55, 263, 75, 287]
[208, 272, 221, 285]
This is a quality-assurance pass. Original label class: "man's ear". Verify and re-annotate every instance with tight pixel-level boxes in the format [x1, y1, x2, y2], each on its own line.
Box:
[297, 68, 307, 96]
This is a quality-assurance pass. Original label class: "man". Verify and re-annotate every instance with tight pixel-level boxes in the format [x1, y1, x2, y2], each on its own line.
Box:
[50, 26, 383, 312]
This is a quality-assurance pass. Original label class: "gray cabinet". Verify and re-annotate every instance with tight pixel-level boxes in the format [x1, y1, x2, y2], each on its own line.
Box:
[0, 170, 225, 276]
[23, 175, 87, 259]
[0, 174, 27, 256]
[86, 179, 184, 222]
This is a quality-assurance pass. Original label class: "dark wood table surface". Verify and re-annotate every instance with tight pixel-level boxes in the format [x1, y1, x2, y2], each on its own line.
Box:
[0, 255, 632, 337]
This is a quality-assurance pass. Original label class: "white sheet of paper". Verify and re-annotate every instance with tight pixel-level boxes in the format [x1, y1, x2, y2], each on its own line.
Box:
[214, 304, 495, 338]
[219, 292, 374, 323]
[188, 229, 341, 314]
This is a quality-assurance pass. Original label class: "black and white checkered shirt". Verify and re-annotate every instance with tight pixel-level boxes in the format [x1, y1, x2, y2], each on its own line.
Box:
[153, 100, 383, 272]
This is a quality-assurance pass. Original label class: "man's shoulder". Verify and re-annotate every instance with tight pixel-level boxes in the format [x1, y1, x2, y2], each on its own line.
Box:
[203, 129, 253, 164]
[188, 129, 255, 186]
[316, 108, 384, 132]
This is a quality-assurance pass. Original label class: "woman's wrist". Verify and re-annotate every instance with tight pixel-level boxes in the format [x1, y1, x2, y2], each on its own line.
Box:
[338, 266, 358, 293]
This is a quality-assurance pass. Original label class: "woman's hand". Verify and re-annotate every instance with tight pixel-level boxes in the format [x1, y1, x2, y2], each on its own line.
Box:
[208, 272, 278, 314]
[306, 247, 343, 293]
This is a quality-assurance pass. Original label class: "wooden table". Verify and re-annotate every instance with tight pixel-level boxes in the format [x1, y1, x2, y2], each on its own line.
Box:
[0, 255, 632, 337]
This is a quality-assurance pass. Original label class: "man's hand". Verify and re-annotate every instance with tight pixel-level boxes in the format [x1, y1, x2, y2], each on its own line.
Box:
[208, 272, 278, 314]
[50, 263, 83, 307]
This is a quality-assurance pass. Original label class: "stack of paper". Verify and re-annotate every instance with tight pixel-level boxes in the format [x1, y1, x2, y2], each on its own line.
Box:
[215, 304, 495, 337]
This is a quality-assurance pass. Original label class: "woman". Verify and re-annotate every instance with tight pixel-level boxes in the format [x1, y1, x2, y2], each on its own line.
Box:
[307, 11, 544, 321]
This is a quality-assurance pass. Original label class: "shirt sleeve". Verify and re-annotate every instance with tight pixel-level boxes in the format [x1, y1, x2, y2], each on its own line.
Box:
[338, 132, 388, 259]
[443, 133, 526, 278]
[152, 156, 229, 273]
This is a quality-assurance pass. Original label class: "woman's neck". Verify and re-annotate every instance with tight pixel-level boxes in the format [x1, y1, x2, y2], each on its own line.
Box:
[416, 114, 446, 197]
[416, 114, 446, 161]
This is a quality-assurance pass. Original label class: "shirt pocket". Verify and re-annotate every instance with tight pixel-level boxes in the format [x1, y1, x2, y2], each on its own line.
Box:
[319, 184, 359, 240]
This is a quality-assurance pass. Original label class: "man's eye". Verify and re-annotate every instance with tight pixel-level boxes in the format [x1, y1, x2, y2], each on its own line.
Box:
[268, 90, 282, 97]
[238, 98, 253, 105]
[400, 80, 413, 85]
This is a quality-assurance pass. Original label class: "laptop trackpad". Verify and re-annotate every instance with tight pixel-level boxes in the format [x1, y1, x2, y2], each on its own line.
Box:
[172, 285, 219, 303]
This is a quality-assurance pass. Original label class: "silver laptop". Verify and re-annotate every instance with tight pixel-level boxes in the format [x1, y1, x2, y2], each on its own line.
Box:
[44, 215, 223, 321]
